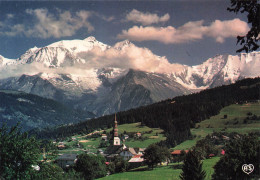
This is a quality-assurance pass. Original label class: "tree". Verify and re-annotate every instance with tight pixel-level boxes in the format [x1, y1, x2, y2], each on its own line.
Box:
[31, 162, 64, 180]
[113, 156, 129, 173]
[195, 138, 218, 159]
[75, 154, 107, 180]
[0, 123, 40, 180]
[143, 144, 169, 169]
[160, 146, 171, 165]
[212, 133, 260, 180]
[180, 150, 206, 180]
[228, 0, 260, 52]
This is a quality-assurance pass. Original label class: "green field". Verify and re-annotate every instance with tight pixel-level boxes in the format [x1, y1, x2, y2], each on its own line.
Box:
[197, 102, 260, 130]
[174, 102, 260, 150]
[106, 123, 159, 133]
[107, 123, 166, 148]
[99, 157, 220, 180]
[57, 122, 166, 154]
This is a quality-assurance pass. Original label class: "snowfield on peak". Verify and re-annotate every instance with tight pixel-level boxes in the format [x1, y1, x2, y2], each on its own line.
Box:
[48, 36, 109, 54]
[0, 36, 259, 116]
[0, 55, 17, 67]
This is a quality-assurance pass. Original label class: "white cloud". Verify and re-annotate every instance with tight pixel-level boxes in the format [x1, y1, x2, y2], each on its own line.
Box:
[25, 9, 94, 38]
[76, 42, 185, 74]
[118, 18, 249, 44]
[125, 9, 170, 25]
[206, 19, 249, 43]
[6, 14, 14, 19]
[0, 40, 185, 79]
[0, 9, 95, 38]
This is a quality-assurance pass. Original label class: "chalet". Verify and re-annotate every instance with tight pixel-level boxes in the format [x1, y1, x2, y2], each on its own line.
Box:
[32, 165, 40, 171]
[123, 134, 129, 140]
[208, 154, 215, 158]
[57, 142, 65, 150]
[97, 149, 104, 155]
[171, 150, 189, 158]
[135, 132, 142, 137]
[221, 149, 225, 155]
[128, 155, 144, 168]
[138, 148, 146, 154]
[222, 135, 230, 140]
[56, 154, 77, 169]
[119, 147, 137, 160]
[101, 134, 107, 141]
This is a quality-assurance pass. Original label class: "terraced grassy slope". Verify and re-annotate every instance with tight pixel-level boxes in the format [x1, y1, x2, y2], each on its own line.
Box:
[174, 102, 260, 150]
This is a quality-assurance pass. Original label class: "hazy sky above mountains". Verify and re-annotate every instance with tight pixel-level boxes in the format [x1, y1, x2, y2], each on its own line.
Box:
[0, 0, 248, 66]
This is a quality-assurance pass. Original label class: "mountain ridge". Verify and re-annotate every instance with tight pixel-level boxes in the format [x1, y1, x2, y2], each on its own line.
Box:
[0, 89, 94, 131]
[0, 36, 259, 116]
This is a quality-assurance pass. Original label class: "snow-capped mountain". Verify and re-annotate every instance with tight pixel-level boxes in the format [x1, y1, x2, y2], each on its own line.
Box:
[0, 55, 17, 67]
[173, 52, 260, 89]
[0, 36, 259, 116]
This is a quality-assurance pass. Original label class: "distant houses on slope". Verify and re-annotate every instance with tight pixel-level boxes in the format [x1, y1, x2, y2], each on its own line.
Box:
[54, 114, 192, 170]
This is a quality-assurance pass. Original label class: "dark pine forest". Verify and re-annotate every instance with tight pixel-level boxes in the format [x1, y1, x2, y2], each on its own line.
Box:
[33, 77, 260, 147]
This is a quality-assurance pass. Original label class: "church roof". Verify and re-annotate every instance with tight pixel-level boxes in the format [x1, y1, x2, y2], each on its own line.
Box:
[104, 145, 123, 155]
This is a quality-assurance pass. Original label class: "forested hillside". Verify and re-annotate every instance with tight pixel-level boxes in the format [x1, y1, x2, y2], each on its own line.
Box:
[33, 78, 260, 147]
[0, 90, 93, 131]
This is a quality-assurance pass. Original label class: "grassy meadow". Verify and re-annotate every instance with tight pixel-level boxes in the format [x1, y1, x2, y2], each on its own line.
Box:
[174, 102, 260, 150]
[99, 157, 220, 180]
[56, 122, 166, 154]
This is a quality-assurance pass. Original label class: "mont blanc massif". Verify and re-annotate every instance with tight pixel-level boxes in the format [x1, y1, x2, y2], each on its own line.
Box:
[0, 36, 259, 128]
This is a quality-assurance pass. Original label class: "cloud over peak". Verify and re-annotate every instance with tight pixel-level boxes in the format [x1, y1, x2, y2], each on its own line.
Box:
[125, 9, 170, 25]
[118, 18, 249, 44]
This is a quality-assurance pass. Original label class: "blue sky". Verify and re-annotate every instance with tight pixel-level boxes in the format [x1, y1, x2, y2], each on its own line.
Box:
[0, 0, 248, 66]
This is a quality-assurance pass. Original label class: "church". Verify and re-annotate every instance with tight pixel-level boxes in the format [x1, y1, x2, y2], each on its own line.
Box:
[103, 114, 124, 160]
[103, 114, 145, 165]
[113, 114, 121, 146]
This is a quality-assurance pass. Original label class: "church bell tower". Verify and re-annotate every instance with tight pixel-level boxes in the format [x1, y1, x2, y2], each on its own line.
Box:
[113, 114, 121, 146]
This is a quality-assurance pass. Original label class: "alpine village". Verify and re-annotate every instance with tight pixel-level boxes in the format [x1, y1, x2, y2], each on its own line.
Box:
[1, 1, 260, 180]
[1, 76, 260, 179]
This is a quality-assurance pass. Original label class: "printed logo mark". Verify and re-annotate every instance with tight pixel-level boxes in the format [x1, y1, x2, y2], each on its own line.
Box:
[242, 164, 254, 175]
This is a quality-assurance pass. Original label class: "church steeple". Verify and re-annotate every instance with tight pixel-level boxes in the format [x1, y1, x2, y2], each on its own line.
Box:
[113, 113, 120, 146]
[114, 113, 118, 137]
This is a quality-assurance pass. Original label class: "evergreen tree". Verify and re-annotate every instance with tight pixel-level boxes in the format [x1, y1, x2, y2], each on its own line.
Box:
[0, 123, 40, 180]
[212, 133, 260, 180]
[180, 150, 206, 180]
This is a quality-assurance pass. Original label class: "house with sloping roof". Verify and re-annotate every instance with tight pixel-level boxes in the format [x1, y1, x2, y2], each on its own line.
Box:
[119, 147, 137, 160]
[171, 150, 189, 159]
[135, 132, 142, 137]
[101, 134, 107, 141]
[128, 154, 144, 168]
[56, 154, 77, 169]
[171, 150, 189, 155]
